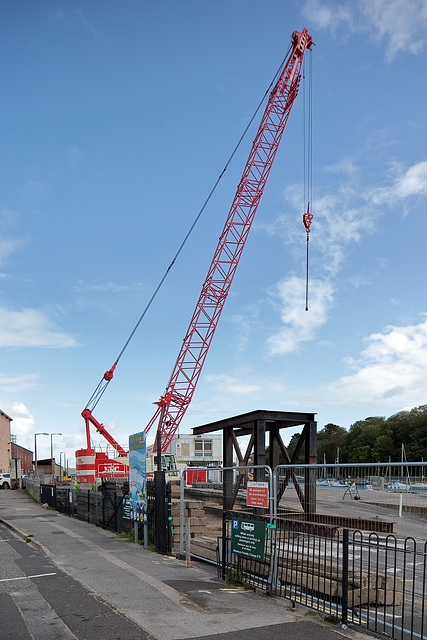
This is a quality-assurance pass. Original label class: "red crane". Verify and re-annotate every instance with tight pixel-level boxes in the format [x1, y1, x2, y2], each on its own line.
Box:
[146, 28, 314, 451]
[81, 28, 313, 461]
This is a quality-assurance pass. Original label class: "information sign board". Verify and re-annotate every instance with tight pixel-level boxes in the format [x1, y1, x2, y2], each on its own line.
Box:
[247, 481, 269, 508]
[129, 431, 147, 522]
[230, 518, 266, 561]
[122, 497, 131, 520]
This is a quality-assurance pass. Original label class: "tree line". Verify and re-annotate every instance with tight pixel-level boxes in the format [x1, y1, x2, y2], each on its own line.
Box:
[286, 404, 427, 464]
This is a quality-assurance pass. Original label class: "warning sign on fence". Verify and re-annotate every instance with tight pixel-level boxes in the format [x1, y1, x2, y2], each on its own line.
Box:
[247, 481, 269, 508]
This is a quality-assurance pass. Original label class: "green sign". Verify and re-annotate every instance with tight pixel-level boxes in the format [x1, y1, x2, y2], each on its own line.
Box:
[230, 518, 266, 561]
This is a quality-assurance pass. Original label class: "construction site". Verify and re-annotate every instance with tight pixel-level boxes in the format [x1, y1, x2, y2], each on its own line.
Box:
[8, 25, 423, 640]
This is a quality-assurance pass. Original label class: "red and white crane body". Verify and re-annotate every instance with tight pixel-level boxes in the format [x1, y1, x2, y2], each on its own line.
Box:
[146, 29, 313, 451]
[78, 29, 313, 479]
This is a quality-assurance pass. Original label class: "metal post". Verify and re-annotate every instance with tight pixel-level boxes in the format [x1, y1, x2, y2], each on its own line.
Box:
[185, 517, 191, 567]
[154, 470, 166, 554]
[221, 510, 227, 580]
[34, 432, 48, 477]
[179, 469, 185, 557]
[341, 528, 349, 627]
[50, 433, 62, 475]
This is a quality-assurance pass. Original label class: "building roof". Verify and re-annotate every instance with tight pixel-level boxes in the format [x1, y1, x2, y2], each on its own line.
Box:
[12, 442, 33, 455]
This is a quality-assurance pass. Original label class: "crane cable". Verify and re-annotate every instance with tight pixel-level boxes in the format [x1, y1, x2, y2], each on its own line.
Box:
[302, 49, 313, 311]
[85, 44, 294, 413]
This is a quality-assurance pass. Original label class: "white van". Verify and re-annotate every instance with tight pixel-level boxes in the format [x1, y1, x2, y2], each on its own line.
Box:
[0, 473, 11, 489]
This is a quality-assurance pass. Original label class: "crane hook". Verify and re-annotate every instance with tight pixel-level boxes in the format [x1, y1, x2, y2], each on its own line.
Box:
[303, 204, 313, 311]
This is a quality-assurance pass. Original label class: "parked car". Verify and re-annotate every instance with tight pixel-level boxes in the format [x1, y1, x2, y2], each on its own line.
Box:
[0, 473, 11, 489]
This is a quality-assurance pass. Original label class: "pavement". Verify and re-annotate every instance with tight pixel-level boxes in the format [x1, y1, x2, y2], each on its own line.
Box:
[0, 489, 378, 640]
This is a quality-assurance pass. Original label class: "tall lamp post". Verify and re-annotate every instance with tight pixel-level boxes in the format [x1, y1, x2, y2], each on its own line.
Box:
[34, 432, 48, 477]
[50, 433, 62, 475]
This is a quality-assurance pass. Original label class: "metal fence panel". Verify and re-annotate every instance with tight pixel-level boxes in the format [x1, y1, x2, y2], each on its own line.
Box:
[212, 463, 427, 640]
[38, 480, 172, 553]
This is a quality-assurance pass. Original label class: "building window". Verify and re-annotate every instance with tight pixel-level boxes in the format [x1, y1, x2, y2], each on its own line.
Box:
[194, 440, 212, 457]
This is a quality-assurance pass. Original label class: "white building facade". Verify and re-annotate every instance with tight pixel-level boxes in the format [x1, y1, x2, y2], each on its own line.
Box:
[169, 433, 222, 469]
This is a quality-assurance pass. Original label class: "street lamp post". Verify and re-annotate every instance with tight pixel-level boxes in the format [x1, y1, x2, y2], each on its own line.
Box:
[34, 433, 48, 477]
[50, 433, 62, 475]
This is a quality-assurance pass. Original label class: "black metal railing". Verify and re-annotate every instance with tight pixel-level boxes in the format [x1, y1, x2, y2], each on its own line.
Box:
[39, 481, 172, 553]
[221, 511, 426, 640]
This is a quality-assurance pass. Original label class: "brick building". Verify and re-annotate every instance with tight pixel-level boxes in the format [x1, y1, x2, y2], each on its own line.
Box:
[0, 409, 12, 473]
[11, 442, 33, 476]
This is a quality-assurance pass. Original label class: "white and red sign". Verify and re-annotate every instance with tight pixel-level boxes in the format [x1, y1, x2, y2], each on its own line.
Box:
[96, 462, 128, 478]
[247, 481, 269, 508]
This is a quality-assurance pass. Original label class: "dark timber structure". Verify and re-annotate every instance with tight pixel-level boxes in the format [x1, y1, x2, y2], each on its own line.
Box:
[193, 409, 317, 513]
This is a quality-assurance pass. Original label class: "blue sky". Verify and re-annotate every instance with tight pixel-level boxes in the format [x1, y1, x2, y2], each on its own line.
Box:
[1, 0, 427, 465]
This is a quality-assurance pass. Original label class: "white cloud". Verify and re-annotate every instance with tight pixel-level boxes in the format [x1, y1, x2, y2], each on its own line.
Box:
[266, 277, 334, 355]
[6, 402, 35, 439]
[0, 307, 77, 348]
[394, 161, 427, 198]
[303, 0, 427, 61]
[369, 160, 427, 205]
[262, 157, 427, 356]
[318, 317, 427, 406]
[361, 0, 427, 61]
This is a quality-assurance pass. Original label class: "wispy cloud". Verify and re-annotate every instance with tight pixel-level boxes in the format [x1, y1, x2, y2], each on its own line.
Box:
[51, 8, 100, 38]
[74, 8, 100, 38]
[0, 374, 38, 394]
[69, 145, 85, 165]
[0, 307, 77, 348]
[0, 209, 24, 268]
[73, 280, 145, 293]
[229, 304, 260, 351]
[204, 373, 288, 400]
[303, 0, 427, 61]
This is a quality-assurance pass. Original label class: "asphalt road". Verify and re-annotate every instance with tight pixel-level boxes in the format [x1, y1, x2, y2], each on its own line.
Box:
[0, 522, 151, 639]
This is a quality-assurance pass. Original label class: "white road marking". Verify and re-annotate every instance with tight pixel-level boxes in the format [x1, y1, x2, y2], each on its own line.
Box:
[0, 572, 56, 583]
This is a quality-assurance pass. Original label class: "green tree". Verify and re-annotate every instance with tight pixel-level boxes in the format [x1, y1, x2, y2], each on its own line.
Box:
[285, 432, 304, 463]
[317, 423, 347, 464]
[343, 417, 386, 463]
